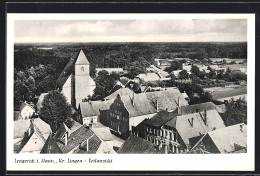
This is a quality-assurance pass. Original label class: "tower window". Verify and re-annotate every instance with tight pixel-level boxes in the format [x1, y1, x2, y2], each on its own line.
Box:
[81, 66, 84, 71]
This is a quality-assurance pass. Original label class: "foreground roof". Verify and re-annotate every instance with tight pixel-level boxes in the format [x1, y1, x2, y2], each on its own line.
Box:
[40, 134, 63, 154]
[117, 135, 164, 154]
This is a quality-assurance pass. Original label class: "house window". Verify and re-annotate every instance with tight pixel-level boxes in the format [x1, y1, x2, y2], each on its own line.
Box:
[147, 127, 149, 132]
[165, 131, 168, 137]
[170, 132, 172, 140]
[174, 133, 177, 142]
[117, 115, 119, 120]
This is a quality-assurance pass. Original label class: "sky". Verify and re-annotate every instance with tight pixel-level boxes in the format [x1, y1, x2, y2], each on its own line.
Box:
[14, 19, 247, 43]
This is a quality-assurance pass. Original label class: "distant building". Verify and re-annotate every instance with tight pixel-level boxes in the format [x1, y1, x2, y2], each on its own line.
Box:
[190, 123, 247, 154]
[96, 68, 124, 75]
[136, 72, 161, 82]
[20, 101, 35, 119]
[104, 88, 134, 100]
[56, 50, 96, 107]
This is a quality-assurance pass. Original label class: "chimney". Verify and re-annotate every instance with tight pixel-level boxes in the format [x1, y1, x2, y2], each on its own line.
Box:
[204, 110, 207, 125]
[178, 106, 182, 115]
[86, 138, 89, 152]
[64, 133, 68, 146]
[67, 128, 71, 137]
[156, 100, 159, 112]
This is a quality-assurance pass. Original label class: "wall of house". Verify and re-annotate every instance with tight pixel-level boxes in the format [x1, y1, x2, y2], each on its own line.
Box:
[21, 106, 35, 119]
[82, 116, 98, 125]
[62, 75, 72, 104]
[20, 133, 44, 154]
[129, 113, 156, 131]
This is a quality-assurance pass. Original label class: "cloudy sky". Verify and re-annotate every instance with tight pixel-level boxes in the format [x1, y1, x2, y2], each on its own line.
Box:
[14, 19, 247, 43]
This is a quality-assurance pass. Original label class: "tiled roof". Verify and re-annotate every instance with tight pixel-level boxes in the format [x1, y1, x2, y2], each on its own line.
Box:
[178, 102, 219, 115]
[175, 109, 226, 147]
[207, 123, 247, 153]
[92, 126, 113, 141]
[76, 134, 102, 154]
[146, 87, 189, 112]
[41, 134, 63, 154]
[117, 135, 164, 154]
[105, 88, 133, 100]
[79, 99, 114, 118]
[119, 93, 157, 118]
[136, 72, 161, 82]
[54, 119, 82, 141]
[57, 125, 97, 153]
[144, 109, 178, 127]
[75, 50, 90, 65]
[33, 118, 52, 139]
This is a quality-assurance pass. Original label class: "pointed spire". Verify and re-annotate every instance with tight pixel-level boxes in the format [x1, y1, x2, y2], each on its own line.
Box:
[75, 50, 90, 65]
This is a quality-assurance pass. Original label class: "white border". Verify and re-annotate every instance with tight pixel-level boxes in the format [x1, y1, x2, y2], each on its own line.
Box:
[7, 13, 255, 171]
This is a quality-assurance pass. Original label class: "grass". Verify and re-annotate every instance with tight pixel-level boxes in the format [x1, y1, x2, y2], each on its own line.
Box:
[211, 86, 247, 100]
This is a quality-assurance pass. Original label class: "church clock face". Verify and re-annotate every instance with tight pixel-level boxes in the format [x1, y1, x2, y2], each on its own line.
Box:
[81, 66, 84, 72]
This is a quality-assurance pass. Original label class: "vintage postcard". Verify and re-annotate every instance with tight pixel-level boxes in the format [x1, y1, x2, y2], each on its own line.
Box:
[6, 13, 255, 171]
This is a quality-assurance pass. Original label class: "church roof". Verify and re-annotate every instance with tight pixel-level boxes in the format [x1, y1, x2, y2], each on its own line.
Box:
[56, 50, 90, 88]
[75, 50, 90, 65]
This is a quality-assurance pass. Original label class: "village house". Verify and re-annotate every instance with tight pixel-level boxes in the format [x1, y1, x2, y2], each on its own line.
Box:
[104, 87, 134, 100]
[14, 118, 52, 153]
[56, 50, 96, 107]
[77, 99, 114, 125]
[189, 123, 247, 154]
[136, 102, 226, 154]
[117, 134, 164, 154]
[55, 124, 116, 154]
[136, 72, 162, 82]
[20, 101, 36, 119]
[100, 87, 188, 138]
[40, 134, 63, 154]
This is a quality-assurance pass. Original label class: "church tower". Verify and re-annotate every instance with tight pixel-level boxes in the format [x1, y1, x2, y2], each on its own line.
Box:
[75, 50, 90, 107]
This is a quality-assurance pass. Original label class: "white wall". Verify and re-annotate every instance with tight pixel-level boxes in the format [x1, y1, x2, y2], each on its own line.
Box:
[20, 106, 35, 119]
[62, 75, 72, 104]
[129, 113, 156, 131]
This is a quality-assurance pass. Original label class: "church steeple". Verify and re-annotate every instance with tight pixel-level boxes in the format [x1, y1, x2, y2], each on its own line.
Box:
[75, 50, 90, 65]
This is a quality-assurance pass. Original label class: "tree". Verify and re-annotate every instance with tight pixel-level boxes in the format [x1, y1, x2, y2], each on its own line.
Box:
[39, 90, 72, 133]
[220, 98, 247, 126]
[127, 57, 149, 79]
[191, 65, 200, 76]
[93, 70, 116, 99]
[179, 70, 189, 79]
[165, 60, 182, 73]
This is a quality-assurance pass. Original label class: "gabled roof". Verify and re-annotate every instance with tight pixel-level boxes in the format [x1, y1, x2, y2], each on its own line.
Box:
[144, 109, 178, 128]
[92, 126, 113, 141]
[79, 99, 114, 118]
[207, 123, 247, 153]
[54, 119, 82, 141]
[56, 59, 75, 88]
[136, 72, 161, 82]
[57, 125, 98, 153]
[145, 87, 189, 112]
[75, 50, 90, 65]
[40, 134, 63, 154]
[119, 93, 157, 118]
[76, 134, 102, 154]
[117, 135, 164, 154]
[104, 87, 133, 100]
[20, 102, 35, 111]
[175, 109, 226, 147]
[178, 102, 219, 115]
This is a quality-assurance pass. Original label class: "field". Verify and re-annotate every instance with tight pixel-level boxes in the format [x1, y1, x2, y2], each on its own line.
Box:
[210, 86, 247, 100]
